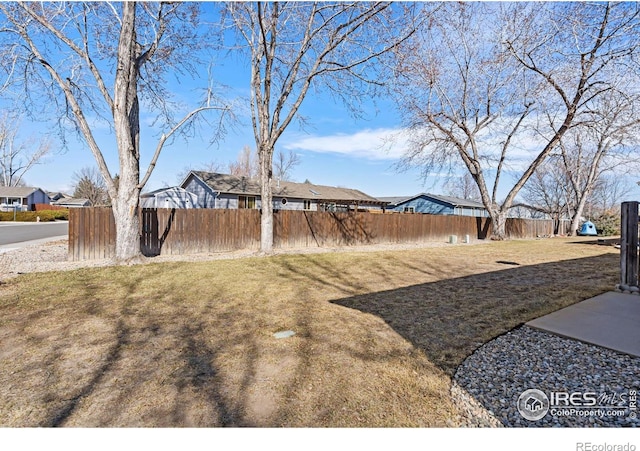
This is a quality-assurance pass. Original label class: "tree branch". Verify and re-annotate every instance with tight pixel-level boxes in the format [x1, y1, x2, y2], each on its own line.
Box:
[138, 105, 230, 189]
[19, 2, 115, 113]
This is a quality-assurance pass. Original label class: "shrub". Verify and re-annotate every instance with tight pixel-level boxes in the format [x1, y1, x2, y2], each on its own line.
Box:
[592, 211, 620, 236]
[0, 210, 69, 222]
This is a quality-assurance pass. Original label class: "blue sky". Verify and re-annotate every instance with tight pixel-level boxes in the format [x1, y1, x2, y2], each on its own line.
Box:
[22, 72, 431, 198]
[8, 3, 450, 199]
[13, 3, 640, 204]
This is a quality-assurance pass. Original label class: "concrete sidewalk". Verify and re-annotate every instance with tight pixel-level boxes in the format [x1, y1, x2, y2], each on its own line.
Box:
[527, 291, 640, 358]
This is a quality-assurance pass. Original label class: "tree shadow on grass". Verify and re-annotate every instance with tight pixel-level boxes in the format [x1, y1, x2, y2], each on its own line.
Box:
[44, 318, 128, 427]
[0, 265, 254, 427]
[331, 253, 618, 376]
[0, 250, 619, 427]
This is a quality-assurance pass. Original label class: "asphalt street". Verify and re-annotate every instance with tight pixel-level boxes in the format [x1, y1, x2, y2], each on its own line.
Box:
[0, 221, 69, 246]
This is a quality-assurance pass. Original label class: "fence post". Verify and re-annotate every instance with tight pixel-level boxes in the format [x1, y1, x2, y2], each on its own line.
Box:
[619, 201, 639, 291]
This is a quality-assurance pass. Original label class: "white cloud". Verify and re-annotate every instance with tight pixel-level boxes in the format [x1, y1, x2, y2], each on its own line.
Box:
[280, 119, 556, 172]
[283, 128, 410, 161]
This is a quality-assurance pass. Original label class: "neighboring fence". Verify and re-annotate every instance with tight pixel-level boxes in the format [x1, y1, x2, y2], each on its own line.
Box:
[506, 217, 570, 239]
[33, 203, 68, 211]
[69, 208, 564, 261]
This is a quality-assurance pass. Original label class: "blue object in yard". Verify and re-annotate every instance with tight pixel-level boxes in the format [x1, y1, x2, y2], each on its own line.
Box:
[579, 220, 598, 236]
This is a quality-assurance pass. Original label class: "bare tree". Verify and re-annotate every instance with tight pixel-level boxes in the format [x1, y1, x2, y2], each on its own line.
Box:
[521, 91, 640, 236]
[227, 146, 300, 181]
[0, 3, 228, 261]
[176, 160, 224, 185]
[175, 145, 299, 186]
[228, 145, 259, 179]
[589, 174, 632, 216]
[72, 166, 108, 206]
[224, 2, 419, 252]
[559, 93, 640, 236]
[392, 2, 640, 239]
[274, 148, 301, 182]
[0, 114, 50, 186]
[444, 173, 481, 201]
[519, 157, 571, 233]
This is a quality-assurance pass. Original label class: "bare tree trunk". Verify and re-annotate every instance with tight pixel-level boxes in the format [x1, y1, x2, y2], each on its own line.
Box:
[111, 182, 141, 262]
[259, 145, 274, 253]
[490, 209, 508, 240]
[111, 2, 142, 261]
[569, 191, 591, 236]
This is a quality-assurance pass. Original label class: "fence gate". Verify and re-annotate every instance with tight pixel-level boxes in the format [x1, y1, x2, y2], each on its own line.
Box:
[140, 208, 161, 256]
[619, 201, 639, 291]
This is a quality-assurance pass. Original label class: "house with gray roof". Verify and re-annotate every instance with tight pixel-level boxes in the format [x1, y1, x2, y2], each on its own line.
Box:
[378, 193, 489, 217]
[52, 197, 91, 208]
[181, 171, 388, 212]
[47, 191, 91, 208]
[48, 192, 69, 202]
[0, 186, 50, 211]
[140, 187, 198, 209]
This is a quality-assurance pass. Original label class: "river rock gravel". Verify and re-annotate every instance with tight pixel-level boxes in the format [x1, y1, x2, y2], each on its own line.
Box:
[453, 326, 640, 427]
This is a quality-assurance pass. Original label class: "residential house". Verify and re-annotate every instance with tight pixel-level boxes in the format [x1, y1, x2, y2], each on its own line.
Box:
[52, 198, 91, 208]
[48, 192, 69, 203]
[0, 186, 50, 212]
[47, 192, 91, 208]
[181, 171, 388, 212]
[140, 187, 198, 209]
[379, 193, 489, 217]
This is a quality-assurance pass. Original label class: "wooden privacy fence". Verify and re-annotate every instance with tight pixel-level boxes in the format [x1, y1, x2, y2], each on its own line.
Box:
[69, 208, 563, 261]
[33, 203, 68, 211]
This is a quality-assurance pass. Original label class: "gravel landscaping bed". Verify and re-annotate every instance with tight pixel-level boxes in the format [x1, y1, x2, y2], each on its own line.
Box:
[453, 326, 640, 427]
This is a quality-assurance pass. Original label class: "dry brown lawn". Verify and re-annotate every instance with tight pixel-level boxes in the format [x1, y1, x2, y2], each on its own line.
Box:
[0, 237, 618, 427]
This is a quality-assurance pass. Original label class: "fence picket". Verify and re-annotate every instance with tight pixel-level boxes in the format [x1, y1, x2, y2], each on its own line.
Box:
[68, 208, 566, 261]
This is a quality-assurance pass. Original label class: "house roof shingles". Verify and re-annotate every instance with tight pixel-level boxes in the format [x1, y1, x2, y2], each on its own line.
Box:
[48, 192, 70, 201]
[52, 198, 90, 207]
[141, 186, 193, 198]
[0, 186, 43, 198]
[379, 193, 486, 210]
[188, 171, 386, 205]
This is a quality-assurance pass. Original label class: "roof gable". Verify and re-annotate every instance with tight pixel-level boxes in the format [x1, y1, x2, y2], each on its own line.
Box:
[185, 171, 385, 204]
[142, 186, 193, 197]
[425, 193, 485, 209]
[379, 193, 486, 209]
[53, 197, 90, 206]
[0, 186, 43, 198]
[48, 192, 70, 201]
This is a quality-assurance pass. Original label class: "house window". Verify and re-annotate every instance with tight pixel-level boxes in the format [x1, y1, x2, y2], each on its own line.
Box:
[303, 200, 312, 210]
[238, 195, 256, 209]
[403, 206, 415, 213]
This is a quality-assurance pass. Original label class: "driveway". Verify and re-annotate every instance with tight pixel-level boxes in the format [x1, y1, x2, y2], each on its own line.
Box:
[0, 221, 69, 247]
